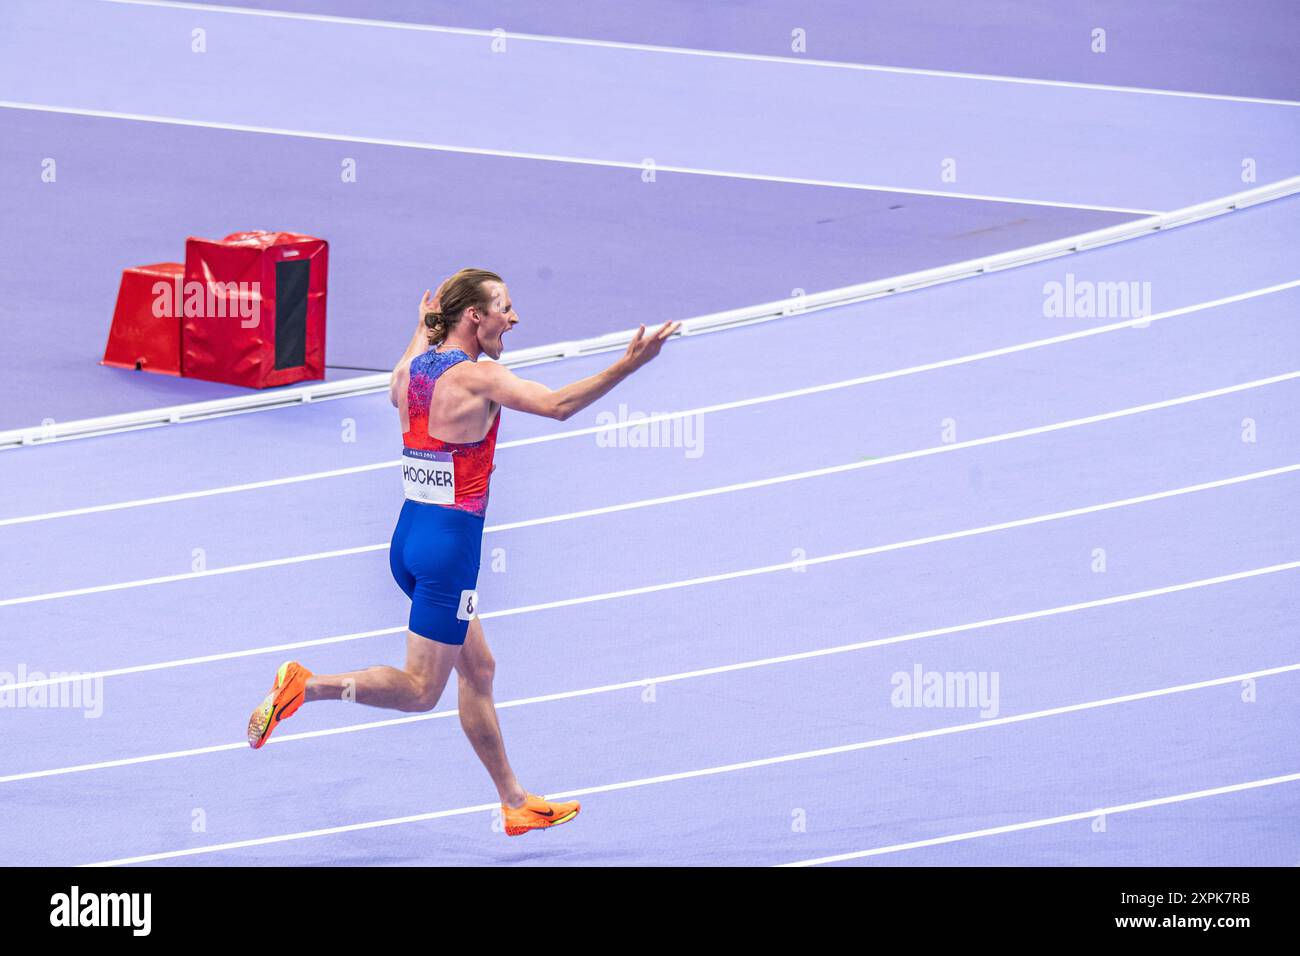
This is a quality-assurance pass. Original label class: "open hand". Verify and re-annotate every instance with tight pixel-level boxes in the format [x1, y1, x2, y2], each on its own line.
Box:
[418, 286, 439, 321]
[419, 277, 451, 323]
[622, 321, 681, 372]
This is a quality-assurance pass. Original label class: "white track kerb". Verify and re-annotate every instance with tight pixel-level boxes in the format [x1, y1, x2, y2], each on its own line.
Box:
[2, 174, 1297, 449]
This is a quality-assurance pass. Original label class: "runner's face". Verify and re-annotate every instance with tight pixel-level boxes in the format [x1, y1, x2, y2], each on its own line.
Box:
[475, 281, 517, 359]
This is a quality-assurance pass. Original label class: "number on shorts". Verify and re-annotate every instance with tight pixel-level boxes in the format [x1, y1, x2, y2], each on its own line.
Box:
[457, 589, 478, 621]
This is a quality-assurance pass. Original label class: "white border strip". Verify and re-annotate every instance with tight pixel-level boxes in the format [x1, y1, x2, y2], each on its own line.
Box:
[6, 559, 1297, 783]
[4, 175, 1297, 450]
[5, 284, 1297, 524]
[98, 0, 1300, 108]
[81, 663, 1300, 866]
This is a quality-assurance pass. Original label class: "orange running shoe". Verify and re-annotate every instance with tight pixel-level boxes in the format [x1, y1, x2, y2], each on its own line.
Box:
[502, 794, 581, 837]
[246, 661, 313, 749]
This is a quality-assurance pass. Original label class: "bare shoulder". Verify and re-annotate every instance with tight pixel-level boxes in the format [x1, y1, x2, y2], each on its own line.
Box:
[454, 358, 510, 393]
[395, 350, 426, 386]
[389, 354, 414, 407]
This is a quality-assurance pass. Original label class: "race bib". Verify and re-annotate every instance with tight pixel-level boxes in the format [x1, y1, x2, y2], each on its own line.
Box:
[401, 448, 455, 504]
[457, 589, 478, 621]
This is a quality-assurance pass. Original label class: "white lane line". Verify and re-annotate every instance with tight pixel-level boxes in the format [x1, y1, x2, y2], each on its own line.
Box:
[5, 278, 1295, 527]
[0, 542, 387, 606]
[2, 363, 1296, 599]
[96, 0, 1300, 108]
[6, 558, 1298, 782]
[779, 771, 1300, 866]
[0, 461, 400, 527]
[3, 460, 1297, 609]
[0, 101, 1153, 215]
[489, 372, 1300, 533]
[82, 662, 1300, 866]
[0, 625, 405, 694]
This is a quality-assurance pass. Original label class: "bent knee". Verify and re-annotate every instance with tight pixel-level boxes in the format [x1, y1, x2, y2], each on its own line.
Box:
[407, 679, 447, 713]
[458, 656, 495, 693]
[407, 693, 441, 713]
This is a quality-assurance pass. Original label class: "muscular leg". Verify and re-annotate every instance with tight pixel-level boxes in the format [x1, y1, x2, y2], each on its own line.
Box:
[305, 632, 461, 712]
[455, 618, 528, 808]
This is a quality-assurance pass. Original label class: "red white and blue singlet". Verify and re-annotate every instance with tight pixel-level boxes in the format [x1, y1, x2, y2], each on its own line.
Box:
[389, 347, 500, 644]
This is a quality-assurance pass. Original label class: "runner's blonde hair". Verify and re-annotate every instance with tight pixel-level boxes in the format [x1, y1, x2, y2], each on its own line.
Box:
[424, 268, 503, 346]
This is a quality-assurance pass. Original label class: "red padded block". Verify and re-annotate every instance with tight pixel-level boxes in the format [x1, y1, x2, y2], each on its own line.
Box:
[182, 230, 328, 389]
[101, 262, 185, 375]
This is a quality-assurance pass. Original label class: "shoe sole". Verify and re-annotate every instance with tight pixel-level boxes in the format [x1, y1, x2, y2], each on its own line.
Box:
[248, 663, 307, 749]
[247, 693, 277, 749]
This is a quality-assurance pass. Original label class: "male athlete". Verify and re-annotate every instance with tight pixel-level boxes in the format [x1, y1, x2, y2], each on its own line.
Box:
[246, 268, 679, 836]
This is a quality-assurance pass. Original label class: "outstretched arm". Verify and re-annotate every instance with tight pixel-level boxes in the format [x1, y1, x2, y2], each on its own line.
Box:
[467, 321, 681, 421]
[390, 288, 441, 407]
